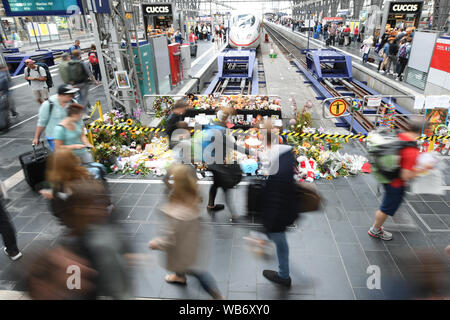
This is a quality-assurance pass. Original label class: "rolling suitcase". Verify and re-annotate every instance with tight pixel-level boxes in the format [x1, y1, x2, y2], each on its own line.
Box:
[190, 43, 197, 57]
[19, 142, 49, 191]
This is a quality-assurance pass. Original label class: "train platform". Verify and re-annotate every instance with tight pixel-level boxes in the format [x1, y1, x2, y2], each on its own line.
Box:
[293, 29, 424, 93]
[1, 150, 449, 299]
[265, 22, 426, 113]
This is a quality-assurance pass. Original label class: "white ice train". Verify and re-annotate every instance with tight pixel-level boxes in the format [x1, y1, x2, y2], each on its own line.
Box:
[228, 13, 262, 49]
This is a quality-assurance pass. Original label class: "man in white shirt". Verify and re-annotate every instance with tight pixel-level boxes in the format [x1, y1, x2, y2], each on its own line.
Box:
[24, 59, 48, 105]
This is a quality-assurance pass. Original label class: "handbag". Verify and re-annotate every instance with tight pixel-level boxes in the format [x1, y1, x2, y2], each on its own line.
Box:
[295, 182, 321, 213]
[210, 164, 242, 189]
[378, 48, 384, 57]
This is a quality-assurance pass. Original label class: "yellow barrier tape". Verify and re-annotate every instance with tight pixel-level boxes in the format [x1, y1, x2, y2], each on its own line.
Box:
[86, 124, 449, 142]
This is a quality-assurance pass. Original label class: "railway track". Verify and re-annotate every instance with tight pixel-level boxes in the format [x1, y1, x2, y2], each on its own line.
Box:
[208, 48, 267, 96]
[264, 24, 410, 132]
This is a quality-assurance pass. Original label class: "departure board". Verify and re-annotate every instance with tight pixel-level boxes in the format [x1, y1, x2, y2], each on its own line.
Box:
[2, 0, 83, 16]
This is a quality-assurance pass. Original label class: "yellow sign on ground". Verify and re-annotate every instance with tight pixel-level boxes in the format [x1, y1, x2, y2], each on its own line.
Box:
[329, 99, 347, 117]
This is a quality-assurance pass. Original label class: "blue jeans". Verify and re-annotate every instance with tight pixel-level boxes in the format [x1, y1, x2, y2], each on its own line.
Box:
[46, 137, 55, 151]
[176, 270, 220, 298]
[362, 50, 370, 63]
[267, 232, 289, 279]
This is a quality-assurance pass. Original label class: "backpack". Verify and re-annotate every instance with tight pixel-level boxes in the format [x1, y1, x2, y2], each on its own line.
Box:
[67, 60, 89, 84]
[89, 52, 99, 65]
[192, 124, 225, 163]
[367, 128, 418, 184]
[26, 63, 53, 89]
[390, 43, 399, 55]
[398, 44, 408, 58]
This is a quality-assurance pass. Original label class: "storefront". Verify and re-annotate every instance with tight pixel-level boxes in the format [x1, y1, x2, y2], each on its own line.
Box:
[142, 3, 179, 39]
[381, 1, 424, 32]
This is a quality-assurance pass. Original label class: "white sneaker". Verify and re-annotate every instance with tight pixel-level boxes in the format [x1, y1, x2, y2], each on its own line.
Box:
[368, 227, 393, 241]
[379, 70, 385, 74]
[3, 247, 23, 261]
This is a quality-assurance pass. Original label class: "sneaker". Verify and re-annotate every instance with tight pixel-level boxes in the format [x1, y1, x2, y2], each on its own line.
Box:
[11, 112, 19, 118]
[207, 204, 224, 212]
[263, 270, 291, 288]
[3, 247, 23, 261]
[368, 227, 393, 241]
[379, 70, 385, 74]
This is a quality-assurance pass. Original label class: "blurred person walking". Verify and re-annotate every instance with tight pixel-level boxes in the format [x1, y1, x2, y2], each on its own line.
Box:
[32, 84, 79, 150]
[39, 149, 101, 219]
[32, 174, 131, 299]
[202, 109, 253, 221]
[149, 164, 224, 300]
[53, 103, 95, 164]
[0, 63, 15, 133]
[0, 199, 22, 261]
[255, 122, 298, 287]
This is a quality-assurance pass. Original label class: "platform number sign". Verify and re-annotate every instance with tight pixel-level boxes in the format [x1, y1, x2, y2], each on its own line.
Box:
[329, 99, 347, 117]
[91, 0, 110, 14]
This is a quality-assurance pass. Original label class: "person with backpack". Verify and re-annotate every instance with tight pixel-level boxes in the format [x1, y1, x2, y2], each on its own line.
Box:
[387, 38, 399, 75]
[197, 108, 253, 221]
[368, 122, 428, 241]
[58, 52, 71, 84]
[396, 38, 412, 81]
[24, 59, 48, 105]
[88, 44, 101, 82]
[32, 84, 79, 150]
[68, 50, 98, 111]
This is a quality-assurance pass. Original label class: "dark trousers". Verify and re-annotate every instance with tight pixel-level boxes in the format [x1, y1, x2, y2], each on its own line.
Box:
[0, 201, 18, 253]
[208, 171, 236, 216]
[329, 35, 335, 46]
[92, 64, 101, 82]
[396, 57, 408, 78]
[176, 271, 220, 298]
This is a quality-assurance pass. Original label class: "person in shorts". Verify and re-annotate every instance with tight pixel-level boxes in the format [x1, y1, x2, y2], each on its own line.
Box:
[368, 122, 427, 241]
[24, 59, 48, 105]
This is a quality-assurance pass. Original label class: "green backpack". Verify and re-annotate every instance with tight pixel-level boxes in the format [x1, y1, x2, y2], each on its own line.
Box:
[367, 128, 417, 184]
[67, 60, 89, 84]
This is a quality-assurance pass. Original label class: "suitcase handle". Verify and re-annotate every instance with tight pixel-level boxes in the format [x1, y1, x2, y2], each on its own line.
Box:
[32, 141, 48, 161]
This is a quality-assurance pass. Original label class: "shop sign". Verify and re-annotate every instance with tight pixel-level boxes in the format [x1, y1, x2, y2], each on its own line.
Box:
[143, 4, 172, 15]
[389, 2, 423, 14]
